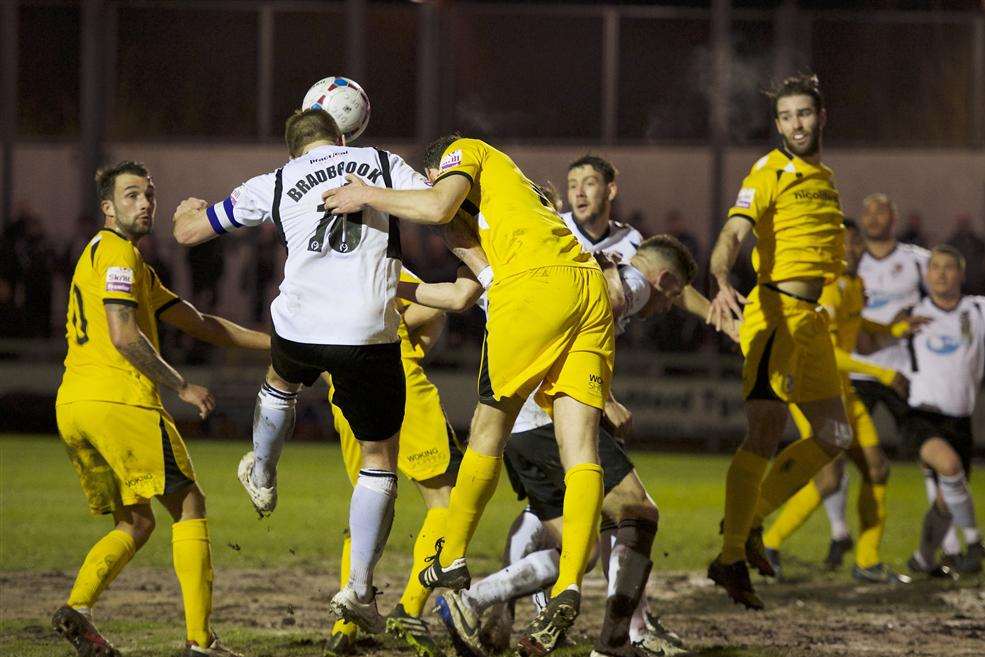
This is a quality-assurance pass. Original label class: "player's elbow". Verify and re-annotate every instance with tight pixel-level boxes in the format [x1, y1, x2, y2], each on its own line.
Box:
[450, 283, 483, 312]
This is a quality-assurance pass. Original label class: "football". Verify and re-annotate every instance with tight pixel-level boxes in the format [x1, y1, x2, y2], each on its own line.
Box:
[301, 76, 371, 143]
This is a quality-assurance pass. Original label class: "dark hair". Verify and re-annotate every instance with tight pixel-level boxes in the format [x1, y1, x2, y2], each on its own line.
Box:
[843, 217, 858, 231]
[423, 133, 463, 171]
[931, 244, 966, 271]
[95, 161, 150, 202]
[568, 154, 617, 185]
[285, 109, 342, 158]
[637, 234, 698, 283]
[766, 73, 825, 118]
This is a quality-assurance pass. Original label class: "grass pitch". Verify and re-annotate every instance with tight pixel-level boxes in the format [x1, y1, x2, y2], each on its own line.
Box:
[2, 434, 983, 656]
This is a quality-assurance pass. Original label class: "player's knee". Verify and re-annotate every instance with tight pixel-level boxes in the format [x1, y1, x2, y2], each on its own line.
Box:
[614, 516, 658, 557]
[937, 459, 964, 479]
[119, 512, 156, 547]
[815, 417, 852, 450]
[814, 476, 840, 498]
[265, 366, 300, 394]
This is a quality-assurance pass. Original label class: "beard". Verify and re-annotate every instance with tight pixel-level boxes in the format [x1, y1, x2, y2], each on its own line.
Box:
[783, 129, 820, 157]
[574, 200, 608, 227]
[117, 215, 153, 238]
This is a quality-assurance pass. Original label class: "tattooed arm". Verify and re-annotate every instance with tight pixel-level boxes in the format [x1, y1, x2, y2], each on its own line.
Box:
[105, 302, 215, 418]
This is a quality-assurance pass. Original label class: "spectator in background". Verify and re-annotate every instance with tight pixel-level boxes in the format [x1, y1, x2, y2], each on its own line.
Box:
[60, 214, 98, 274]
[244, 222, 279, 324]
[21, 218, 56, 338]
[664, 208, 702, 268]
[140, 233, 173, 289]
[947, 213, 985, 294]
[1, 210, 56, 338]
[0, 220, 23, 337]
[185, 238, 225, 363]
[899, 212, 928, 247]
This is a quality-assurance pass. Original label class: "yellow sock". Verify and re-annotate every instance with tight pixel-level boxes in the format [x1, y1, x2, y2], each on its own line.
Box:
[332, 531, 358, 636]
[762, 481, 823, 550]
[752, 439, 833, 527]
[722, 449, 769, 563]
[67, 529, 136, 608]
[855, 482, 887, 569]
[401, 507, 449, 616]
[172, 519, 213, 646]
[440, 449, 501, 567]
[551, 463, 603, 596]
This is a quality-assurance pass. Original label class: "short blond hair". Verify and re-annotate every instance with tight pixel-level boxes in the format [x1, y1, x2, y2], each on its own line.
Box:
[862, 192, 898, 218]
[931, 244, 966, 271]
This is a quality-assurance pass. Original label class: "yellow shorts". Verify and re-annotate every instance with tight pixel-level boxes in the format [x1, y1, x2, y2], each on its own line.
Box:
[791, 389, 879, 449]
[330, 370, 459, 486]
[56, 401, 196, 515]
[482, 265, 615, 411]
[740, 285, 840, 404]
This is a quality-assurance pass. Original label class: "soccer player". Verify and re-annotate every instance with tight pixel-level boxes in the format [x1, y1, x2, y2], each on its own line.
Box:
[52, 161, 270, 657]
[706, 74, 849, 609]
[429, 156, 712, 657]
[405, 234, 700, 657]
[324, 267, 470, 657]
[761, 219, 919, 584]
[904, 246, 985, 575]
[172, 109, 431, 633]
[824, 193, 931, 568]
[324, 136, 616, 655]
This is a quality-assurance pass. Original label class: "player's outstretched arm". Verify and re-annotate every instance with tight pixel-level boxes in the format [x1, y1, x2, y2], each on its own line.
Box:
[105, 303, 215, 418]
[159, 300, 271, 351]
[707, 216, 753, 331]
[172, 198, 219, 246]
[398, 266, 484, 313]
[322, 173, 471, 225]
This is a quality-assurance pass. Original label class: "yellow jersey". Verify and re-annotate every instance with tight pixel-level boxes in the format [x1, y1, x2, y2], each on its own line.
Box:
[434, 138, 594, 280]
[728, 148, 844, 284]
[820, 273, 896, 388]
[56, 228, 180, 409]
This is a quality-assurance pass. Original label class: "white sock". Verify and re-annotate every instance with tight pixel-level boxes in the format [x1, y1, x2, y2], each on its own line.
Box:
[348, 469, 397, 600]
[963, 527, 982, 545]
[943, 525, 962, 556]
[939, 472, 979, 530]
[251, 383, 298, 487]
[824, 470, 850, 541]
[628, 588, 650, 643]
[464, 549, 559, 614]
[508, 509, 548, 563]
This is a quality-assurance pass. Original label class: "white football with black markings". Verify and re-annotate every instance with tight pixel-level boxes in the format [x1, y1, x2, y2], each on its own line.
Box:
[302, 76, 371, 143]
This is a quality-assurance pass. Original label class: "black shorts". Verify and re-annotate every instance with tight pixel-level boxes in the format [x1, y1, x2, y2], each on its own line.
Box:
[746, 330, 780, 401]
[503, 423, 635, 521]
[853, 379, 910, 429]
[271, 332, 405, 442]
[904, 409, 974, 478]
